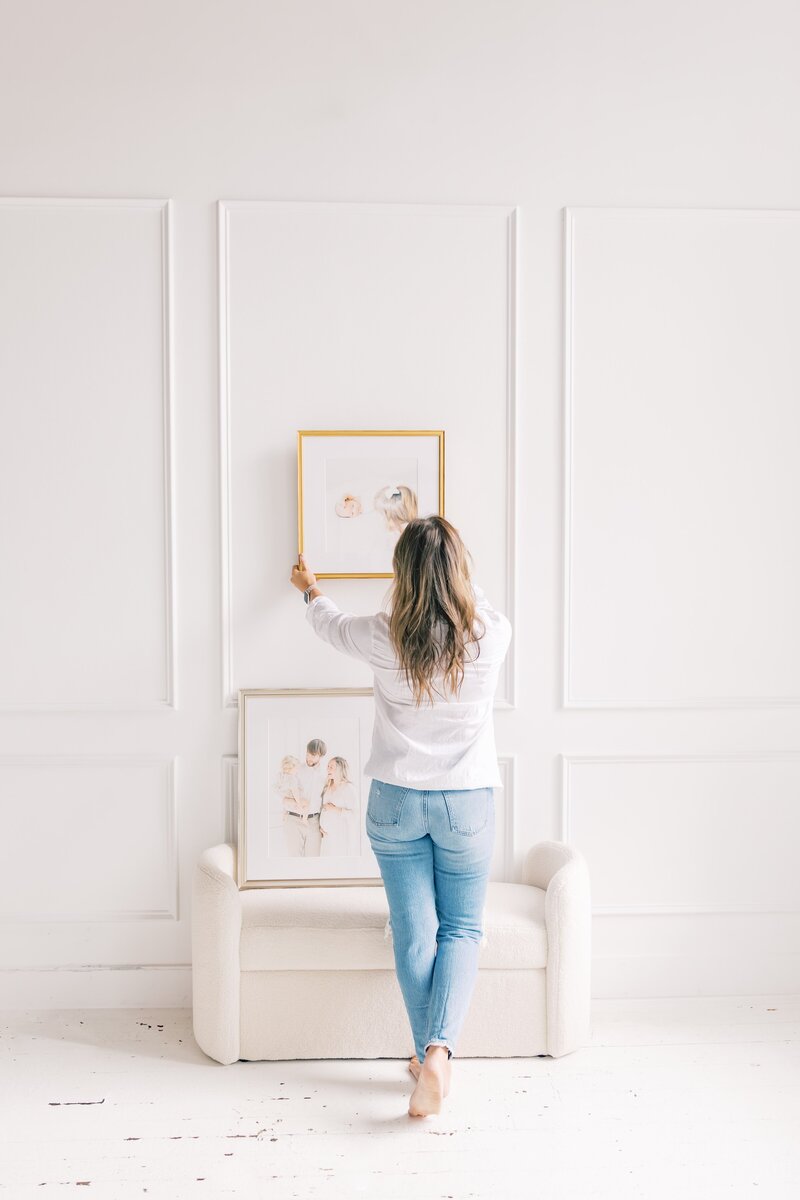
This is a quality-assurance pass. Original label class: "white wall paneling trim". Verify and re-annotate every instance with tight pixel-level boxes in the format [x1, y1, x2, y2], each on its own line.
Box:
[499, 208, 518, 710]
[218, 200, 518, 709]
[222, 753, 237, 846]
[160, 197, 177, 710]
[0, 197, 177, 711]
[561, 752, 800, 915]
[0, 756, 178, 922]
[562, 206, 800, 709]
[223, 754, 516, 881]
[496, 755, 516, 881]
[218, 199, 235, 712]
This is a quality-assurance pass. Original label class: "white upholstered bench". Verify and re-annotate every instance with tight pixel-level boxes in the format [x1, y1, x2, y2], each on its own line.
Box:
[191, 840, 591, 1064]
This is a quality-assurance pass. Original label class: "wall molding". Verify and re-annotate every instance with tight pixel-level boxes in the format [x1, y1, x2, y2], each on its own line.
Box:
[496, 754, 516, 880]
[561, 750, 800, 915]
[218, 199, 519, 709]
[222, 753, 238, 845]
[218, 199, 235, 710]
[561, 204, 800, 710]
[0, 755, 178, 922]
[496, 207, 518, 709]
[0, 196, 177, 712]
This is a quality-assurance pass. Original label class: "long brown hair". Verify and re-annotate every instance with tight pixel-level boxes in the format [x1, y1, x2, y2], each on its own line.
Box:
[322, 756, 350, 793]
[387, 516, 485, 707]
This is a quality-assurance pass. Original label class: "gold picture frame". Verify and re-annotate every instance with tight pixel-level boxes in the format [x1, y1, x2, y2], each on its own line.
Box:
[297, 429, 445, 579]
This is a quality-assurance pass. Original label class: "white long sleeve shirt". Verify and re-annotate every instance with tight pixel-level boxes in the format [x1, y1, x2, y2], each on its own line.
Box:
[305, 584, 512, 790]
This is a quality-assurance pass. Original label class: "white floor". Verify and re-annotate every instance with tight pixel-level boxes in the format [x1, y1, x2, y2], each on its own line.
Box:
[1, 996, 798, 1199]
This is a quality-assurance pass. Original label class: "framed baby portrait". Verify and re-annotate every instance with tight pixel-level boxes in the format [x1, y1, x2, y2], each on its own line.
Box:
[237, 686, 383, 889]
[297, 429, 445, 578]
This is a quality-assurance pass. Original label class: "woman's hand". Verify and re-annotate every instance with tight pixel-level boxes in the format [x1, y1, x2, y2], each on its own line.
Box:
[290, 553, 318, 594]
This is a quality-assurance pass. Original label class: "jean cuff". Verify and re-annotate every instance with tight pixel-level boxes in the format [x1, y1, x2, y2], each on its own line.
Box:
[425, 1039, 453, 1059]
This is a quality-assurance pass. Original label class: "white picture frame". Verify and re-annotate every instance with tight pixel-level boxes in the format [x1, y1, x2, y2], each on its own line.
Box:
[237, 687, 382, 889]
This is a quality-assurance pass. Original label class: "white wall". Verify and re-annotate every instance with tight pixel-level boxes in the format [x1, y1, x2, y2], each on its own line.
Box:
[1, 0, 799, 1006]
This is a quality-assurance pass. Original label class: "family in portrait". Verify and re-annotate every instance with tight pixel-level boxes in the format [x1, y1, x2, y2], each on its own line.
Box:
[273, 737, 358, 857]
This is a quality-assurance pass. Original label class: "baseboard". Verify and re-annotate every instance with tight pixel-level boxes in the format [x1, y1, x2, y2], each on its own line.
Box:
[3, 952, 799, 1009]
[0, 965, 192, 1010]
[592, 951, 800, 997]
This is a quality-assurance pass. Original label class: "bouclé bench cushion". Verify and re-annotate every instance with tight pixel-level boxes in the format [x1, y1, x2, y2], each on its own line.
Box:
[239, 880, 547, 972]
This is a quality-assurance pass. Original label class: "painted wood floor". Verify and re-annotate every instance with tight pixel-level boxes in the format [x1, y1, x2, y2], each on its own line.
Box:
[1, 996, 798, 1199]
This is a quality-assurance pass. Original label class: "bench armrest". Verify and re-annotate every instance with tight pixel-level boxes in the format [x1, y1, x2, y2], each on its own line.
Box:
[521, 840, 592, 1056]
[191, 843, 242, 1064]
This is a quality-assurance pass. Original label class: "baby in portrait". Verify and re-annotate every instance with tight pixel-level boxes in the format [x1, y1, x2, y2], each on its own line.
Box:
[373, 484, 418, 532]
[334, 493, 364, 518]
[274, 754, 309, 824]
[333, 484, 418, 532]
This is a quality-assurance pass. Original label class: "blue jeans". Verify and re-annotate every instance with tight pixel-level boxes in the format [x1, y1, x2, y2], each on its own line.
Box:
[365, 777, 495, 1062]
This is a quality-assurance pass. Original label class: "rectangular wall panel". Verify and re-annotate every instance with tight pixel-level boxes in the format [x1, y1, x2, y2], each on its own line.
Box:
[0, 198, 174, 709]
[220, 201, 516, 707]
[564, 207, 800, 707]
[562, 755, 800, 913]
[0, 758, 177, 921]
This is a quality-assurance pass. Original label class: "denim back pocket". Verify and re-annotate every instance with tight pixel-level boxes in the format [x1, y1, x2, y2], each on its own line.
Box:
[442, 787, 492, 836]
[366, 780, 410, 826]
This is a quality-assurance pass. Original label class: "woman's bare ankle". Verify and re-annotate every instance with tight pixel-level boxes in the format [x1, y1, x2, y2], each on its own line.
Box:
[423, 1045, 450, 1068]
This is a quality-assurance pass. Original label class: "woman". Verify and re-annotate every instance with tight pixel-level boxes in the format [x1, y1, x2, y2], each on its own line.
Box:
[290, 515, 512, 1118]
[319, 756, 357, 857]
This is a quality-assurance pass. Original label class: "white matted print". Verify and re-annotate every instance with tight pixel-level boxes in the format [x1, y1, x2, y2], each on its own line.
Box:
[237, 688, 382, 888]
[298, 430, 445, 578]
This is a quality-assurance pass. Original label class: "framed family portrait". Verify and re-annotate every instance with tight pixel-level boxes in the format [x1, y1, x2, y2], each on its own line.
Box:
[237, 687, 383, 889]
[297, 429, 445, 578]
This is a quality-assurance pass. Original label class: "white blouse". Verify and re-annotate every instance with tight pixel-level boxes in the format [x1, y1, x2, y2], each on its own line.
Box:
[305, 584, 512, 791]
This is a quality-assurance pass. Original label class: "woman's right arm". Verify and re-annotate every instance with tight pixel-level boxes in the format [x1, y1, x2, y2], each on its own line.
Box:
[473, 582, 513, 652]
[291, 553, 374, 663]
[305, 595, 374, 663]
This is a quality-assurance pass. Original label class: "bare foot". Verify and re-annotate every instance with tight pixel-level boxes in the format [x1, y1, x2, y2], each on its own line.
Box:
[408, 1054, 451, 1096]
[408, 1046, 450, 1116]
